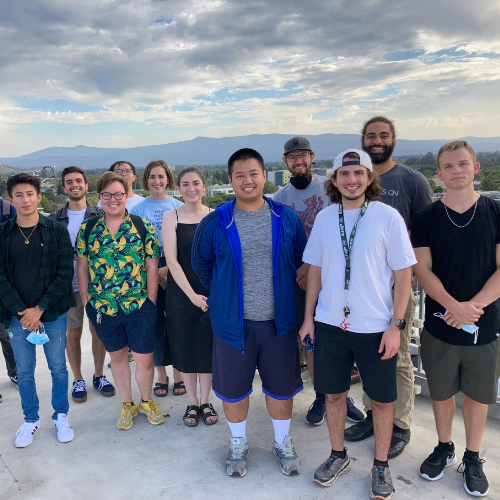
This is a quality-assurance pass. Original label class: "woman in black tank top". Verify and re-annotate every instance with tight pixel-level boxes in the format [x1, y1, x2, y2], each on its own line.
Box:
[161, 167, 217, 427]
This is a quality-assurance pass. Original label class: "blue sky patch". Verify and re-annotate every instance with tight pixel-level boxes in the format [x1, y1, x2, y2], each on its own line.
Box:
[12, 96, 105, 113]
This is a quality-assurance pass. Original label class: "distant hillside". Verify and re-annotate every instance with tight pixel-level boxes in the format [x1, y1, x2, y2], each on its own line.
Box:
[1, 134, 499, 169]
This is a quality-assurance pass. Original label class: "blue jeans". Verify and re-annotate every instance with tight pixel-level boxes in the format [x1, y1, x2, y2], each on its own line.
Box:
[8, 314, 69, 422]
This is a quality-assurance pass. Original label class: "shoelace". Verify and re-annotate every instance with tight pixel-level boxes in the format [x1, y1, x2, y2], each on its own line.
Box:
[428, 446, 451, 464]
[277, 438, 296, 458]
[16, 422, 36, 438]
[96, 376, 111, 391]
[229, 442, 247, 460]
[73, 380, 86, 392]
[347, 396, 356, 410]
[121, 405, 133, 419]
[376, 467, 388, 486]
[459, 459, 485, 477]
[56, 415, 72, 431]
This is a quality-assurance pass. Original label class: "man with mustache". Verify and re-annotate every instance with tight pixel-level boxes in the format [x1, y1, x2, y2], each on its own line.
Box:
[273, 137, 364, 426]
[344, 116, 432, 459]
[49, 167, 115, 404]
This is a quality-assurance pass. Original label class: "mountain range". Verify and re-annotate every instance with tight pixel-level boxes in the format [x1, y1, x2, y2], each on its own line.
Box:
[1, 134, 499, 169]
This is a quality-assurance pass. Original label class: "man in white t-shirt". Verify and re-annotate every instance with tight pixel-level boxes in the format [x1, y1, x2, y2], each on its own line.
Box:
[299, 149, 415, 500]
[49, 167, 115, 403]
[97, 161, 144, 210]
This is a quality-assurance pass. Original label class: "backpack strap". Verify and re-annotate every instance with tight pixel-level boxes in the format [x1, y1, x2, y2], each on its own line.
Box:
[129, 214, 146, 248]
[1, 199, 11, 223]
[84, 214, 146, 249]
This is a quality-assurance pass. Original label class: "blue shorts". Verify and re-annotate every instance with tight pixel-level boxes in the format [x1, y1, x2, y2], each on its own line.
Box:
[86, 299, 156, 354]
[212, 320, 303, 403]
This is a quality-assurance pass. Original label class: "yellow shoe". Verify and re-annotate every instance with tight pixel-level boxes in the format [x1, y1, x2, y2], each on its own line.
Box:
[117, 402, 138, 430]
[138, 399, 164, 425]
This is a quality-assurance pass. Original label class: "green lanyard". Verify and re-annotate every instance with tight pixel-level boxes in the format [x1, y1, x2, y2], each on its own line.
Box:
[338, 200, 368, 320]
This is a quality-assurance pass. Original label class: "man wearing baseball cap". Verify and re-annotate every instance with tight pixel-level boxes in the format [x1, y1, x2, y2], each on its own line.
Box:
[274, 137, 364, 426]
[299, 149, 415, 499]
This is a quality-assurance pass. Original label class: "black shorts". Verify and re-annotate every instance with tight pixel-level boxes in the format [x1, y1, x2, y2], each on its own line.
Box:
[314, 322, 397, 404]
[212, 320, 303, 402]
[86, 299, 156, 354]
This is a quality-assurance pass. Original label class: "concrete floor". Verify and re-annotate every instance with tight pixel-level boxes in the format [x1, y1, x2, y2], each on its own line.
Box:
[1, 321, 500, 500]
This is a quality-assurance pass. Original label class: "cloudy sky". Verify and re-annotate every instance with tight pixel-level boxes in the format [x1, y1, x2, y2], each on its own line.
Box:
[1, 0, 499, 157]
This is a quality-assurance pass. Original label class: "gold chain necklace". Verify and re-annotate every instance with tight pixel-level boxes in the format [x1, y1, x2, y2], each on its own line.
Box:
[17, 223, 38, 244]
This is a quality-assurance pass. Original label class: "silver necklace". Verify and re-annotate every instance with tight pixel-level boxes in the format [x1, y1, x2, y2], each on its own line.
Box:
[442, 198, 478, 228]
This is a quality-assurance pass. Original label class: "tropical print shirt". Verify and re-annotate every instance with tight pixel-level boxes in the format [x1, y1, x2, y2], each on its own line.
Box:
[76, 213, 160, 316]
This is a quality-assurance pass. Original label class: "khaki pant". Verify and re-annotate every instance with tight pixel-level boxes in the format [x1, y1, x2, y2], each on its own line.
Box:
[362, 291, 416, 430]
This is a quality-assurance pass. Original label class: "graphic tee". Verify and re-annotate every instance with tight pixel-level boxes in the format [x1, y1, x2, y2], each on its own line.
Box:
[130, 196, 183, 252]
[411, 196, 500, 346]
[379, 164, 432, 229]
[303, 201, 416, 333]
[273, 175, 330, 238]
[233, 203, 275, 321]
[67, 208, 87, 292]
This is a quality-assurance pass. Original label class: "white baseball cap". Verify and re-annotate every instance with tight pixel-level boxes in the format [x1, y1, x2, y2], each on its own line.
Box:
[333, 149, 373, 172]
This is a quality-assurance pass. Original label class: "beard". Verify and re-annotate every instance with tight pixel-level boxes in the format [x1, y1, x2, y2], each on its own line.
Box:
[67, 190, 87, 201]
[363, 144, 394, 164]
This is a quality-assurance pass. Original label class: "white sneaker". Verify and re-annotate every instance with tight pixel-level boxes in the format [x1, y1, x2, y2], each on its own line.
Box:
[54, 413, 74, 443]
[15, 421, 40, 448]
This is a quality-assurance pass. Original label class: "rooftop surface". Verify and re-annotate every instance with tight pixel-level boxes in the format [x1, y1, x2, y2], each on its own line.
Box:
[1, 322, 499, 500]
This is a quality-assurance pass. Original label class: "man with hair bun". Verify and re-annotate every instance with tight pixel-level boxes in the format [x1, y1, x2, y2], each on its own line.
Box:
[412, 140, 499, 497]
[300, 149, 415, 499]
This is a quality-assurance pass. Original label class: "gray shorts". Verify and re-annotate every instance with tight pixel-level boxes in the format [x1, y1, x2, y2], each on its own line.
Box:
[67, 292, 85, 330]
[421, 328, 500, 405]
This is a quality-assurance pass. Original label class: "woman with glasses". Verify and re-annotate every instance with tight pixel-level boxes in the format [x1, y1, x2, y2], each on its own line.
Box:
[101, 161, 144, 210]
[130, 160, 185, 398]
[161, 167, 217, 426]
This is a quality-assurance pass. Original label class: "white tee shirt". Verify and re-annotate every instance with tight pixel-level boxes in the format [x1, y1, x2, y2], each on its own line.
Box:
[67, 208, 87, 292]
[97, 194, 144, 210]
[303, 201, 416, 333]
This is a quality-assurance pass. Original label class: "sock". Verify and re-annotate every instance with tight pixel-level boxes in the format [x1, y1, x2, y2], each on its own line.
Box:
[228, 420, 247, 443]
[315, 392, 325, 400]
[366, 410, 373, 422]
[374, 458, 389, 468]
[438, 441, 454, 452]
[272, 418, 291, 444]
[330, 448, 346, 459]
[464, 449, 479, 461]
[142, 399, 148, 403]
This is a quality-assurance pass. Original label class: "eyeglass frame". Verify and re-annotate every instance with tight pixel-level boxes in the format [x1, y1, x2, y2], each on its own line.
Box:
[99, 191, 126, 200]
[285, 152, 310, 164]
[114, 169, 133, 175]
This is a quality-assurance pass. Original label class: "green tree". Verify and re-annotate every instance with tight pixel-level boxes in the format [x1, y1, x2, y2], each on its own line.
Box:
[434, 186, 444, 193]
[57, 180, 65, 195]
[428, 179, 436, 191]
[44, 188, 56, 201]
[39, 196, 57, 213]
[87, 195, 99, 206]
[263, 180, 278, 194]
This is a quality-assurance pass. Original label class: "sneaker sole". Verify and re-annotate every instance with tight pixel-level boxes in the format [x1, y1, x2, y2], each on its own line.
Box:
[226, 467, 247, 478]
[72, 395, 87, 403]
[370, 491, 394, 500]
[313, 458, 351, 487]
[138, 408, 164, 425]
[56, 433, 75, 443]
[305, 415, 325, 426]
[420, 455, 457, 481]
[94, 387, 116, 397]
[117, 419, 134, 430]
[346, 415, 364, 423]
[458, 463, 489, 497]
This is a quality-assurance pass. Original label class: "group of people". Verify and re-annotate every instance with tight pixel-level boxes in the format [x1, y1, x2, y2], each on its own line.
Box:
[0, 115, 498, 500]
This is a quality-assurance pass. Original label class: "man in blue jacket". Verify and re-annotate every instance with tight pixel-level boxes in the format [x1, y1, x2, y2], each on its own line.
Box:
[193, 148, 307, 478]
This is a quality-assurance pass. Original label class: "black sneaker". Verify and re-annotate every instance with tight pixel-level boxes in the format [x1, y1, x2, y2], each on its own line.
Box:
[459, 455, 489, 497]
[346, 396, 364, 422]
[420, 443, 457, 481]
[344, 413, 374, 442]
[10, 374, 18, 385]
[306, 398, 325, 425]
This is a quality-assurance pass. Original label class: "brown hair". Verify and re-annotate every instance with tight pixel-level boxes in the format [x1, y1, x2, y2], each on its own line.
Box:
[177, 166, 206, 186]
[61, 166, 87, 185]
[142, 160, 176, 191]
[361, 116, 396, 140]
[436, 140, 476, 169]
[96, 172, 129, 194]
[325, 168, 382, 204]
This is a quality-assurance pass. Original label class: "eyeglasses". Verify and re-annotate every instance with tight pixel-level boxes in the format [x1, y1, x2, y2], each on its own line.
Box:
[114, 169, 133, 175]
[286, 153, 309, 163]
[100, 192, 126, 200]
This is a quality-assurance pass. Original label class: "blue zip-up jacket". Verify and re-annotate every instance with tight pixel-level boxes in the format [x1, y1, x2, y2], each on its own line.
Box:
[192, 196, 307, 351]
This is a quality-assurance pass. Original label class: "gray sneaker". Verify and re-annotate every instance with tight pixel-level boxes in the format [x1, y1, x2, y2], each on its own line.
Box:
[370, 464, 395, 500]
[313, 451, 351, 487]
[273, 435, 301, 476]
[226, 437, 249, 477]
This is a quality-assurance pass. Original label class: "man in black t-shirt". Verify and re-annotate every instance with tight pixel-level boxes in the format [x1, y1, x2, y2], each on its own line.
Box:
[0, 173, 74, 449]
[411, 140, 499, 498]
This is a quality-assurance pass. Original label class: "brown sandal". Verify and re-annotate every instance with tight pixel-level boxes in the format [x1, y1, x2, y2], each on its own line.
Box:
[199, 403, 218, 425]
[183, 405, 199, 427]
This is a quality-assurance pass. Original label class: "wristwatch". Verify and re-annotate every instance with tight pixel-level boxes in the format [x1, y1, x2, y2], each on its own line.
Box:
[390, 318, 406, 330]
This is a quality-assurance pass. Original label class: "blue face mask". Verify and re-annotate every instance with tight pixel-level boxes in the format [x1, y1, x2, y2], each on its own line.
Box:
[433, 311, 479, 344]
[26, 327, 50, 345]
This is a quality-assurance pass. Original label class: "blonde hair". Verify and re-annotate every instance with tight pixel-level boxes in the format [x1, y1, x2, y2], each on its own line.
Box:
[436, 140, 476, 169]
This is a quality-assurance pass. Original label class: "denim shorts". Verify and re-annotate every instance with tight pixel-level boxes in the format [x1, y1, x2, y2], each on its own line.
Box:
[86, 299, 156, 354]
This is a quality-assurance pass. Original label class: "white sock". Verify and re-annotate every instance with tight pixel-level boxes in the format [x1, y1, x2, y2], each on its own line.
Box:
[272, 418, 291, 444]
[227, 420, 247, 443]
